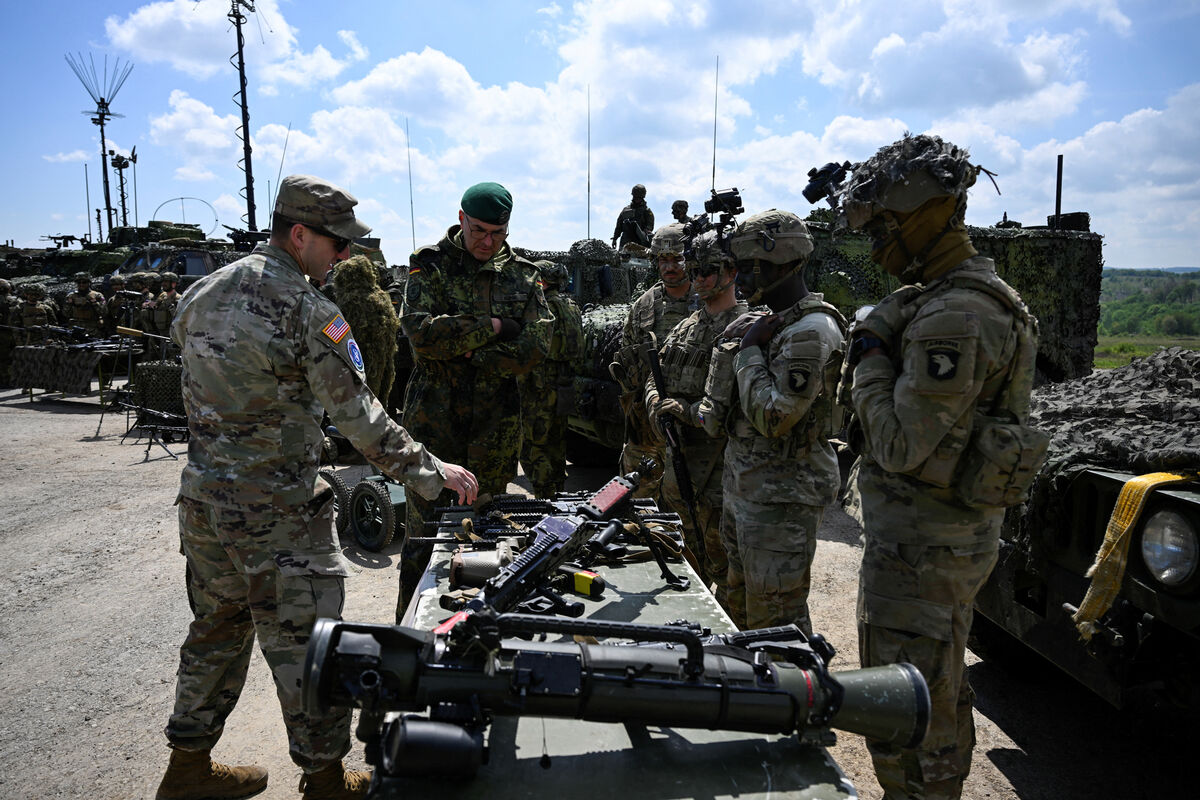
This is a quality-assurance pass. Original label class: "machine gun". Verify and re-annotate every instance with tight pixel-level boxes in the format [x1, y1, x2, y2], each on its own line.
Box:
[303, 616, 931, 794]
[433, 465, 686, 627]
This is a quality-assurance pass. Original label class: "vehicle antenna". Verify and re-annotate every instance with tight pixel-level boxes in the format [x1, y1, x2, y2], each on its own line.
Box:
[406, 117, 416, 252]
[66, 52, 133, 241]
[272, 122, 292, 213]
[711, 55, 719, 194]
[229, 1, 259, 231]
[587, 85, 591, 240]
[84, 163, 92, 242]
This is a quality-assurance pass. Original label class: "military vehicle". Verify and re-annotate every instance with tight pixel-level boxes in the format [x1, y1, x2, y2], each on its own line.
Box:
[304, 466, 932, 798]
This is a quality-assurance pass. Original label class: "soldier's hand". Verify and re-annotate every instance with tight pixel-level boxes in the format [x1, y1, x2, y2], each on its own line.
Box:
[649, 396, 687, 431]
[442, 463, 479, 506]
[740, 313, 782, 350]
[722, 311, 767, 341]
[855, 285, 923, 355]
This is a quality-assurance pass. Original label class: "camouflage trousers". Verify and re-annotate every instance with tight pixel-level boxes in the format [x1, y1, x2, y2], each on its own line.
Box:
[167, 494, 353, 772]
[519, 375, 568, 497]
[660, 438, 727, 606]
[619, 440, 665, 499]
[720, 494, 822, 634]
[857, 538, 999, 800]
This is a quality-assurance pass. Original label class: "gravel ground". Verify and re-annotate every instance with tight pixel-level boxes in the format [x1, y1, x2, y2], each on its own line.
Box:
[0, 385, 1185, 798]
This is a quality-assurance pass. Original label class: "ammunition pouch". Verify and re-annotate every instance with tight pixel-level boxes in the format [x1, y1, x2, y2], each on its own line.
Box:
[954, 413, 1050, 508]
[704, 341, 739, 405]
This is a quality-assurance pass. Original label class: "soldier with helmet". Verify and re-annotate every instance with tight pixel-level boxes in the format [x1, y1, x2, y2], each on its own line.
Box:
[699, 210, 847, 634]
[143, 271, 180, 336]
[643, 230, 747, 601]
[16, 283, 56, 344]
[65, 272, 106, 337]
[518, 260, 585, 496]
[837, 134, 1038, 800]
[611, 184, 656, 250]
[609, 223, 696, 499]
[103, 274, 135, 334]
[670, 200, 689, 225]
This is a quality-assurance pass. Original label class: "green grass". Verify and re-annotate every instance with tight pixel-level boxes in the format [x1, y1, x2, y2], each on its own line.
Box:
[1093, 335, 1200, 369]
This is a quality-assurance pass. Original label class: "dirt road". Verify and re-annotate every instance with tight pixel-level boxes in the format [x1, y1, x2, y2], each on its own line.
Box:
[0, 388, 1185, 798]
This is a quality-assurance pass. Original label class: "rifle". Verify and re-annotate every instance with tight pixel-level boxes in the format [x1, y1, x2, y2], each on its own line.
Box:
[433, 466, 687, 627]
[639, 339, 704, 571]
[303, 616, 931, 790]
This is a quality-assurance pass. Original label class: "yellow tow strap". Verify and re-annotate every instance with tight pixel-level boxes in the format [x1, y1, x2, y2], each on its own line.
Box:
[1073, 471, 1193, 641]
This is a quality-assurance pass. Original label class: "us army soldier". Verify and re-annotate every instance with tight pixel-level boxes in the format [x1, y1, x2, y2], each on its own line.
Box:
[644, 230, 747, 601]
[700, 210, 846, 634]
[838, 134, 1038, 800]
[64, 272, 106, 336]
[519, 260, 585, 496]
[611, 184, 656, 250]
[609, 223, 695, 498]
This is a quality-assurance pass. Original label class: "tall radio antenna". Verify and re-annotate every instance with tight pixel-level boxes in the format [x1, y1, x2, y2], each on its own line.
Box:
[711, 55, 719, 192]
[66, 52, 133, 241]
[229, 1, 259, 231]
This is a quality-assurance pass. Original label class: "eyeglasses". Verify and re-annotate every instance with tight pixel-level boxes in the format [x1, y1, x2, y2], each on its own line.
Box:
[304, 224, 351, 253]
[463, 215, 508, 243]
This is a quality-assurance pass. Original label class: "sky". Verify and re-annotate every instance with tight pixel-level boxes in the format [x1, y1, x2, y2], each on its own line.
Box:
[2, 0, 1197, 268]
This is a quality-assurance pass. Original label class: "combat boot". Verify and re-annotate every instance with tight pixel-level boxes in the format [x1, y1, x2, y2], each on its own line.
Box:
[155, 747, 268, 800]
[298, 760, 371, 799]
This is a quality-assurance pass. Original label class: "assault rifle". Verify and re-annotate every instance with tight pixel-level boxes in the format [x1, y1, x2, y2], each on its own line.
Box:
[639, 339, 704, 574]
[303, 616, 931, 795]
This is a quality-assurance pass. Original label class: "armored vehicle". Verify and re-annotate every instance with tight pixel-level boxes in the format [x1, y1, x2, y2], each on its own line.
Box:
[304, 467, 931, 798]
[973, 347, 1200, 709]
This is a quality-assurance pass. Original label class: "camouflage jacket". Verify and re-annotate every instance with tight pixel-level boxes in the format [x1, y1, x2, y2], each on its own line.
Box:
[172, 243, 446, 511]
[612, 203, 655, 247]
[613, 282, 695, 446]
[545, 289, 584, 372]
[65, 289, 106, 333]
[715, 294, 847, 506]
[849, 256, 1033, 545]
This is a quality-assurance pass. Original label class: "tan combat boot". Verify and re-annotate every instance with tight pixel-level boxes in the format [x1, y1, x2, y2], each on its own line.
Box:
[297, 760, 372, 799]
[155, 747, 268, 800]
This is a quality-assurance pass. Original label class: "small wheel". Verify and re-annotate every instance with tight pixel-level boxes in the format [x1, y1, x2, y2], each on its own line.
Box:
[350, 479, 396, 551]
[318, 469, 351, 536]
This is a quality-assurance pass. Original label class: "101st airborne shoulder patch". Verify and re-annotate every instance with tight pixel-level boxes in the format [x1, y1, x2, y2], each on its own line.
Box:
[322, 314, 350, 344]
[925, 339, 962, 380]
[788, 363, 811, 393]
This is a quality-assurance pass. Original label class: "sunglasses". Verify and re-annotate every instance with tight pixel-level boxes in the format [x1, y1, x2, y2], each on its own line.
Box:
[688, 264, 722, 279]
[305, 225, 351, 252]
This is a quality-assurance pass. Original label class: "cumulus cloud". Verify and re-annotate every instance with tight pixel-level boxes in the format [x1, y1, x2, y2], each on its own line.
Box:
[149, 90, 243, 181]
[44, 150, 90, 164]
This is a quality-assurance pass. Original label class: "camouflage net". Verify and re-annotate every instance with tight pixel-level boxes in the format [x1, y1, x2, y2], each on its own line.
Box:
[1011, 347, 1200, 560]
[10, 345, 104, 394]
[132, 360, 185, 417]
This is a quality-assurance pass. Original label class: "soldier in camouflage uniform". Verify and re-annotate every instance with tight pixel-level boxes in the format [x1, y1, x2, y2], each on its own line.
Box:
[644, 230, 747, 600]
[0, 278, 19, 386]
[838, 135, 1037, 800]
[699, 211, 846, 634]
[158, 175, 477, 800]
[333, 255, 399, 403]
[143, 271, 181, 337]
[104, 274, 135, 334]
[611, 184, 656, 250]
[398, 182, 551, 617]
[64, 272, 106, 337]
[16, 283, 56, 345]
[519, 260, 585, 496]
[610, 224, 695, 499]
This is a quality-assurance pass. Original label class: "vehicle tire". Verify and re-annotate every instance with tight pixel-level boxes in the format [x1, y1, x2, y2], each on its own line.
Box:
[318, 468, 351, 537]
[350, 479, 396, 552]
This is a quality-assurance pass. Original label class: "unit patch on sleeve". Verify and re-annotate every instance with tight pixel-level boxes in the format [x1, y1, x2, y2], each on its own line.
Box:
[347, 338, 365, 372]
[323, 314, 350, 344]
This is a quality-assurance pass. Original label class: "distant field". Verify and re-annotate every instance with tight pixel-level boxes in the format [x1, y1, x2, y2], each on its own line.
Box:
[1093, 335, 1200, 369]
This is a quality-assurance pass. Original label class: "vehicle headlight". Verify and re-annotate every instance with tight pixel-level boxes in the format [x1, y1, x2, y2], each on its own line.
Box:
[1141, 510, 1199, 587]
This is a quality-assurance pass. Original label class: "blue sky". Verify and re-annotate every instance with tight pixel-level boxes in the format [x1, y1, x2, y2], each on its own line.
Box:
[3, 0, 1197, 268]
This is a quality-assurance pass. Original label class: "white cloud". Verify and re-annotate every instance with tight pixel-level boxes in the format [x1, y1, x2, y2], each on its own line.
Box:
[43, 150, 90, 164]
[149, 90, 243, 181]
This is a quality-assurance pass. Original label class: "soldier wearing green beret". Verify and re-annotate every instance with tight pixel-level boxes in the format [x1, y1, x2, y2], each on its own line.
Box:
[398, 181, 553, 617]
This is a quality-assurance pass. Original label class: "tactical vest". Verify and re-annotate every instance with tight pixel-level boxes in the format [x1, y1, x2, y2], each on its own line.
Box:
[67, 291, 104, 331]
[153, 291, 180, 335]
[660, 302, 748, 401]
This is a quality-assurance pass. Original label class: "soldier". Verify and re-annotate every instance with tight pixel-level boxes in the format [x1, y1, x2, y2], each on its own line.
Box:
[644, 230, 747, 600]
[0, 278, 19, 386]
[157, 174, 477, 800]
[700, 210, 847, 634]
[64, 272, 106, 337]
[143, 271, 181, 337]
[837, 134, 1038, 800]
[671, 199, 689, 224]
[17, 283, 56, 344]
[398, 181, 552, 617]
[519, 260, 585, 496]
[332, 254, 398, 402]
[103, 274, 135, 334]
[609, 223, 695, 499]
[611, 184, 656, 250]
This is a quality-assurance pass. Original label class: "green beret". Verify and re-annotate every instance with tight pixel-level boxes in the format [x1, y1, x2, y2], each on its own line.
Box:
[460, 182, 513, 225]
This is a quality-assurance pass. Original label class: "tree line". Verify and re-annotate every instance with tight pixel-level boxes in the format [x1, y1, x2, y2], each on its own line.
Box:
[1099, 269, 1200, 337]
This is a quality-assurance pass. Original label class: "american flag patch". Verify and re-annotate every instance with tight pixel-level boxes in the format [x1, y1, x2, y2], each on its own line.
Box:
[323, 314, 350, 343]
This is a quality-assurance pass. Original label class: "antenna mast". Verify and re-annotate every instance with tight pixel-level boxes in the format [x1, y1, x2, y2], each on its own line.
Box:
[229, 0, 258, 231]
[711, 55, 719, 192]
[111, 147, 136, 227]
[66, 52, 133, 241]
[406, 118, 416, 252]
[587, 85, 591, 239]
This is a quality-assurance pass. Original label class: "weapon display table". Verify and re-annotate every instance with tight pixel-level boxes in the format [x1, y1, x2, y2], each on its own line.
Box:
[396, 503, 857, 800]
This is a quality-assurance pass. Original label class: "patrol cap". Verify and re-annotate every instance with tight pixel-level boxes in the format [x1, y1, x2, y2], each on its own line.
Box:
[460, 182, 513, 225]
[275, 174, 372, 240]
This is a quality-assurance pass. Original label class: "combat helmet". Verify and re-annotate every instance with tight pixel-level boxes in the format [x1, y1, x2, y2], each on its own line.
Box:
[160, 271, 180, 285]
[25, 283, 47, 300]
[650, 223, 687, 256]
[728, 210, 814, 268]
[534, 260, 570, 292]
[74, 271, 92, 284]
[110, 274, 125, 287]
[0, 278, 10, 293]
[688, 229, 736, 301]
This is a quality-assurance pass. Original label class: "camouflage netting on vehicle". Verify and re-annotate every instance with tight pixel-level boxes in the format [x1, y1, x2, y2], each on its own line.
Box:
[10, 345, 104, 394]
[110, 221, 207, 246]
[1009, 347, 1200, 560]
[580, 303, 630, 381]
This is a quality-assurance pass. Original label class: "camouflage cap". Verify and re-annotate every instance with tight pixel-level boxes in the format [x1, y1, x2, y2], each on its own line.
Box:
[460, 182, 513, 225]
[837, 134, 978, 230]
[728, 209, 814, 267]
[275, 174, 372, 240]
[650, 223, 688, 256]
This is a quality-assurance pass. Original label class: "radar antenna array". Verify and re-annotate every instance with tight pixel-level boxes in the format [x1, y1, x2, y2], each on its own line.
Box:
[66, 52, 133, 242]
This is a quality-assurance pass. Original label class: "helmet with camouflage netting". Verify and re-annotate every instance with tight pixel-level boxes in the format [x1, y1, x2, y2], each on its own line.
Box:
[650, 223, 687, 257]
[534, 259, 570, 292]
[728, 209, 814, 270]
[835, 133, 978, 232]
[689, 229, 736, 300]
[26, 283, 47, 299]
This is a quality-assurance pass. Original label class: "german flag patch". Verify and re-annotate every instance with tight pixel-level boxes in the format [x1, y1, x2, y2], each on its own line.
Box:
[323, 314, 350, 344]
[408, 265, 422, 275]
